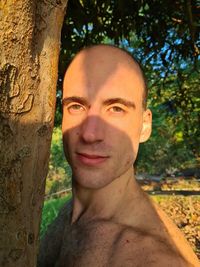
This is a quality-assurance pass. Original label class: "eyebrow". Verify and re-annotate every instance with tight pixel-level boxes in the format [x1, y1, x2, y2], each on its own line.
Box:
[62, 96, 136, 109]
[103, 98, 136, 109]
[62, 96, 89, 107]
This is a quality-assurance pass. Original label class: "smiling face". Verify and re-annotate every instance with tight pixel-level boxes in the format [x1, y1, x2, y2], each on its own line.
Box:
[62, 45, 152, 189]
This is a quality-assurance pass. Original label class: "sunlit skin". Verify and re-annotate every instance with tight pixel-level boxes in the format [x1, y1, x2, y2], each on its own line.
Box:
[38, 45, 200, 267]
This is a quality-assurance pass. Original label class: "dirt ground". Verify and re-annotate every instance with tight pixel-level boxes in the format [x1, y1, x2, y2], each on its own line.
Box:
[151, 195, 200, 260]
[138, 176, 200, 260]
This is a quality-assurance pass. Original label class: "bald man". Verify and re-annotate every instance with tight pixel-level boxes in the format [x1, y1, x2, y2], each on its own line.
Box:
[37, 45, 200, 267]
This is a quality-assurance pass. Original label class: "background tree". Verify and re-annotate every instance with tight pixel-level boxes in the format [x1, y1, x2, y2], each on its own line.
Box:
[0, 1, 68, 266]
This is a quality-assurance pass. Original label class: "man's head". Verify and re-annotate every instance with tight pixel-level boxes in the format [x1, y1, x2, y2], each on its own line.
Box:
[62, 44, 152, 189]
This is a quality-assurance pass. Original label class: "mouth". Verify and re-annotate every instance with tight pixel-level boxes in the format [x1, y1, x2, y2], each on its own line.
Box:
[76, 152, 109, 166]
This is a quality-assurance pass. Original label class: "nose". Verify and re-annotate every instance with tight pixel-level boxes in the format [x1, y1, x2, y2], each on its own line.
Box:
[80, 115, 104, 143]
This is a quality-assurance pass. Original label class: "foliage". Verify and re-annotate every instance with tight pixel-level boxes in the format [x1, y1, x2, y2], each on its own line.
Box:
[40, 195, 71, 238]
[46, 127, 71, 195]
[59, 0, 200, 79]
[61, 0, 199, 70]
[136, 113, 195, 175]
[136, 65, 200, 174]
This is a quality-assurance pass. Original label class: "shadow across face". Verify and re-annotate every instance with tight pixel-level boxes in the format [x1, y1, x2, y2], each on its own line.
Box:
[62, 115, 140, 190]
[62, 45, 152, 190]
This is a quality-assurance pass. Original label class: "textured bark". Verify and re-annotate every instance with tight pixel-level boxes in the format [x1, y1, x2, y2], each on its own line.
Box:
[0, 0, 68, 266]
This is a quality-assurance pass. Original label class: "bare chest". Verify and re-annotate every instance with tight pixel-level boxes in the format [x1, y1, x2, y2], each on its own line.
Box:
[55, 220, 124, 267]
[54, 219, 178, 267]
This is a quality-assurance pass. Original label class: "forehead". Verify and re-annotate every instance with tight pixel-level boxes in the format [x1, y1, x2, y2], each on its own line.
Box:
[63, 47, 144, 103]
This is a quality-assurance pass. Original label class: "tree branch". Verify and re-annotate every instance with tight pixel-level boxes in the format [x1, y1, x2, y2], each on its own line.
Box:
[185, 0, 199, 56]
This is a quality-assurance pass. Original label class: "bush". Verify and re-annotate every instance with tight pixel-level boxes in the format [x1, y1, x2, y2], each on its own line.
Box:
[136, 104, 198, 175]
[46, 127, 72, 195]
[40, 195, 71, 237]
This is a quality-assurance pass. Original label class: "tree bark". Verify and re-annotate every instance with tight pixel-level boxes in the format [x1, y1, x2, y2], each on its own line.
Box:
[0, 0, 68, 266]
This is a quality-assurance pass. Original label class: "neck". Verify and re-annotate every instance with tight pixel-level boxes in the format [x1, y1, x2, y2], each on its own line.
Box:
[70, 167, 140, 224]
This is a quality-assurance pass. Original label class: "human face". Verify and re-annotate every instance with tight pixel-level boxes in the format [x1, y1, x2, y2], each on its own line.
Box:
[62, 48, 151, 189]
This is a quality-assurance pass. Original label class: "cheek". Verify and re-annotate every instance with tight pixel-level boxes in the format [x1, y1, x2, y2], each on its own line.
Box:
[62, 111, 85, 129]
[119, 132, 140, 164]
[116, 135, 134, 159]
[63, 128, 80, 150]
[62, 132, 70, 157]
[128, 118, 143, 143]
[62, 130, 79, 164]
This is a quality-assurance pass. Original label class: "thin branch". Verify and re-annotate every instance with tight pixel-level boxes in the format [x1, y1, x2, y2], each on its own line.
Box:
[185, 0, 199, 55]
[172, 17, 183, 24]
[45, 188, 72, 200]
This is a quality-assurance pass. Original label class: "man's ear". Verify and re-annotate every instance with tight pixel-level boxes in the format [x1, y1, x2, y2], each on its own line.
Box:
[139, 109, 152, 143]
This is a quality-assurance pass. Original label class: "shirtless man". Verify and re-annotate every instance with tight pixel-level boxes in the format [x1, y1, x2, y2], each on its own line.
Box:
[37, 44, 200, 267]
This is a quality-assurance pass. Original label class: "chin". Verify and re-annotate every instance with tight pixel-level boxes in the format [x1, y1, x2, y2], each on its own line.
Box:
[72, 169, 116, 190]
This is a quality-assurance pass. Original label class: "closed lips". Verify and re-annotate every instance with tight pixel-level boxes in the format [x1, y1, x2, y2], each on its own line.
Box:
[77, 152, 109, 159]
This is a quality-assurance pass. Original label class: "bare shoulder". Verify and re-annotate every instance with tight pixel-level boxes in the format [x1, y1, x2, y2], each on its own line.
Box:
[109, 226, 198, 267]
[37, 199, 72, 267]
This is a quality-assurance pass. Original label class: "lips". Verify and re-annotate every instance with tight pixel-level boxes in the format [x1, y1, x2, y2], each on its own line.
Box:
[76, 152, 109, 166]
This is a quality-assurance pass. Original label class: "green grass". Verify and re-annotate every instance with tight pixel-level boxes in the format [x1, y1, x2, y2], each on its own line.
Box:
[40, 194, 71, 237]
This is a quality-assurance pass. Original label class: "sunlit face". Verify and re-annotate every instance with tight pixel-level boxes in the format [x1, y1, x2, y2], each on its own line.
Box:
[62, 46, 152, 189]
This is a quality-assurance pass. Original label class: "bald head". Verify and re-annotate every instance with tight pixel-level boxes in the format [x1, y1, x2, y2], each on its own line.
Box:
[63, 44, 148, 109]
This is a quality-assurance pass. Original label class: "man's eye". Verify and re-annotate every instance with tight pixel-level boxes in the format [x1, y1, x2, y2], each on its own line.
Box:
[67, 104, 85, 114]
[109, 106, 125, 113]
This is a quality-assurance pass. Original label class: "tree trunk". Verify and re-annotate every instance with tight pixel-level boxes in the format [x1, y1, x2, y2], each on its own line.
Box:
[0, 1, 68, 266]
